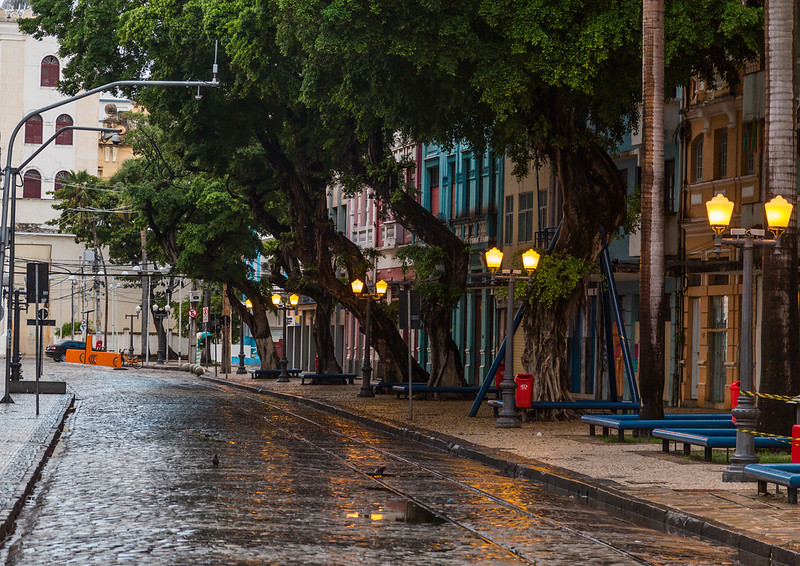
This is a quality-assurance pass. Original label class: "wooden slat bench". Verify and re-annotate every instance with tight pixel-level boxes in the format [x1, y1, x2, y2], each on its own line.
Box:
[301, 373, 357, 385]
[652, 428, 786, 461]
[744, 463, 800, 504]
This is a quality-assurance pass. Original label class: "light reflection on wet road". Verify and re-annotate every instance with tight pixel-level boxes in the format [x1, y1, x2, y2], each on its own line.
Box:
[1, 367, 743, 565]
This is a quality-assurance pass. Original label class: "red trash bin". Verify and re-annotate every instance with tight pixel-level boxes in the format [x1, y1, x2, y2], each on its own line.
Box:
[729, 380, 740, 423]
[793, 424, 800, 464]
[515, 374, 534, 409]
[495, 362, 505, 388]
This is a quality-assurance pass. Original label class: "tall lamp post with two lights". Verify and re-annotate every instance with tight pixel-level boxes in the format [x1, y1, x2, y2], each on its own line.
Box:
[351, 278, 387, 398]
[237, 299, 253, 374]
[705, 193, 793, 481]
[272, 293, 299, 382]
[484, 247, 541, 428]
[151, 303, 171, 364]
[125, 305, 142, 356]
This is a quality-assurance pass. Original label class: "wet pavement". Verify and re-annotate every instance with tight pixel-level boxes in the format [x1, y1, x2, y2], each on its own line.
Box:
[0, 362, 755, 565]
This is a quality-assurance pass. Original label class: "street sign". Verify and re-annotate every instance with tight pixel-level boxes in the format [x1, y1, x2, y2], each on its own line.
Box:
[188, 308, 197, 319]
[189, 290, 202, 303]
[202, 306, 209, 322]
[27, 319, 56, 326]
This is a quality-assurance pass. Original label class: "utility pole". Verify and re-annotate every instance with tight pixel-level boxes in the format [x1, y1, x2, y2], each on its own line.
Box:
[140, 229, 150, 360]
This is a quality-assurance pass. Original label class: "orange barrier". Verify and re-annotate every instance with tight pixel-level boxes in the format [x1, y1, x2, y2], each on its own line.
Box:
[64, 334, 122, 368]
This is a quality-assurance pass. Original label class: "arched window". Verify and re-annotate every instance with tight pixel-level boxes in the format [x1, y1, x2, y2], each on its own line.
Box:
[54, 170, 70, 193]
[23, 170, 42, 199]
[24, 114, 43, 144]
[41, 56, 59, 87]
[55, 114, 73, 145]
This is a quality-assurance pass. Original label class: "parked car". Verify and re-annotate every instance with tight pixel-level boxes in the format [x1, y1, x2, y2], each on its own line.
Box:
[45, 339, 85, 362]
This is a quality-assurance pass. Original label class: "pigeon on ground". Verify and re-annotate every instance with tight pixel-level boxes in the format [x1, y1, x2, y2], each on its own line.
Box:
[366, 466, 385, 477]
[212, 454, 219, 468]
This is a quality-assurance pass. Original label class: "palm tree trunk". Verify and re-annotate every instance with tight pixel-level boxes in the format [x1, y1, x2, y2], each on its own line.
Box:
[759, 0, 799, 435]
[639, 0, 666, 419]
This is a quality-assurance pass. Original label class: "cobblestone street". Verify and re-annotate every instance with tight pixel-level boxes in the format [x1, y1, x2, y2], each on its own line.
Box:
[1, 365, 746, 565]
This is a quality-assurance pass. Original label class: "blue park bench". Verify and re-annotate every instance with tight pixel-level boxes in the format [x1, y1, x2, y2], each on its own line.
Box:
[250, 369, 302, 379]
[301, 373, 357, 385]
[651, 428, 787, 462]
[488, 400, 641, 421]
[744, 463, 800, 504]
[392, 385, 499, 399]
[581, 414, 734, 442]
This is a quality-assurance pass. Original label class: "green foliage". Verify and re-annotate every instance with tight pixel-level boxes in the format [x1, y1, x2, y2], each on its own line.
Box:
[618, 184, 642, 239]
[523, 253, 594, 309]
[396, 244, 464, 305]
[56, 321, 83, 339]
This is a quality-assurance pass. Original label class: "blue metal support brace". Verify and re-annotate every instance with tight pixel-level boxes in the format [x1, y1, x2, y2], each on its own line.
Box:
[598, 235, 640, 404]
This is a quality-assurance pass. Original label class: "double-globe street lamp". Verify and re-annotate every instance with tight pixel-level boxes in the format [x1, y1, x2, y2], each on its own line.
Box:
[350, 278, 388, 398]
[271, 293, 299, 382]
[484, 246, 541, 429]
[125, 305, 142, 357]
[237, 299, 253, 375]
[151, 303, 172, 364]
[705, 193, 793, 482]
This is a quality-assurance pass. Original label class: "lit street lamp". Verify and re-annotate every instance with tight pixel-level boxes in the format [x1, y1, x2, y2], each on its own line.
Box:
[350, 278, 388, 398]
[236, 299, 253, 375]
[271, 293, 299, 382]
[485, 246, 541, 428]
[705, 193, 793, 482]
[151, 304, 172, 364]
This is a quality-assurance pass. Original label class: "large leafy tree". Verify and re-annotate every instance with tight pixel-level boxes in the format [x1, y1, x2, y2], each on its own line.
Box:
[279, 0, 762, 411]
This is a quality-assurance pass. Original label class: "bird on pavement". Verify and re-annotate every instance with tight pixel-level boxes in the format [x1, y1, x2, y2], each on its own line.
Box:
[366, 465, 385, 477]
[212, 454, 219, 468]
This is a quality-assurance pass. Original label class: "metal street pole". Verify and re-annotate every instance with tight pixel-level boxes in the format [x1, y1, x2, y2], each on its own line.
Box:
[236, 311, 247, 374]
[278, 306, 290, 382]
[358, 296, 374, 398]
[495, 274, 521, 428]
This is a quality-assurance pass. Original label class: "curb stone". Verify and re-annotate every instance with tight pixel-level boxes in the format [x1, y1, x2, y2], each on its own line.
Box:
[0, 393, 75, 545]
[202, 375, 800, 565]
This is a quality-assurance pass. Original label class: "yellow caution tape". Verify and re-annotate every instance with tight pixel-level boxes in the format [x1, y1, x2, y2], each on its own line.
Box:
[739, 429, 800, 446]
[739, 390, 800, 403]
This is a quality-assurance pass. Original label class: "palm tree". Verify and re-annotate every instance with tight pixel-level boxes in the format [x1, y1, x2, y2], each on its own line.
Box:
[639, 0, 666, 419]
[759, 0, 799, 435]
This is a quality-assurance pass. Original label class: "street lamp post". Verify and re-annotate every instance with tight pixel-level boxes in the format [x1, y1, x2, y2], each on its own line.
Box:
[125, 306, 141, 356]
[705, 193, 793, 482]
[350, 278, 388, 398]
[236, 299, 253, 374]
[485, 247, 541, 428]
[151, 304, 171, 364]
[271, 293, 299, 382]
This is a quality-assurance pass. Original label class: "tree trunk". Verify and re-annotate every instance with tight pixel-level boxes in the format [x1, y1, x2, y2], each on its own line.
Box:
[362, 133, 470, 386]
[422, 299, 465, 387]
[639, 0, 666, 419]
[226, 286, 280, 370]
[759, 0, 799, 435]
[522, 120, 627, 409]
[313, 297, 342, 374]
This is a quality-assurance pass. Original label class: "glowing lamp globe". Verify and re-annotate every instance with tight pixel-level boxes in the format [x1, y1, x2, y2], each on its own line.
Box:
[765, 195, 793, 237]
[351, 278, 364, 295]
[289, 293, 299, 306]
[375, 280, 388, 296]
[705, 194, 734, 235]
[484, 247, 503, 273]
[271, 294, 281, 307]
[521, 249, 540, 273]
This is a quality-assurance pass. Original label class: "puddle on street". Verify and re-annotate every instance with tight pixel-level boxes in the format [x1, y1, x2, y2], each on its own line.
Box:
[346, 500, 445, 525]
